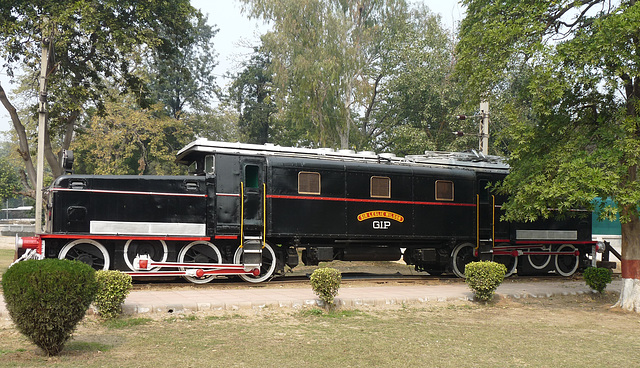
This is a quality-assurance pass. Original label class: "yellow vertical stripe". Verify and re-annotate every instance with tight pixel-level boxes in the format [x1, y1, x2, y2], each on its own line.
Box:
[263, 182, 266, 248]
[492, 195, 495, 249]
[240, 181, 244, 247]
[476, 194, 480, 252]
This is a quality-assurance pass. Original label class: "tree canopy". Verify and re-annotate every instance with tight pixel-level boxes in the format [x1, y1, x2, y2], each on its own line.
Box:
[238, 0, 463, 151]
[0, 0, 203, 194]
[458, 0, 636, 221]
[228, 46, 276, 144]
[457, 0, 640, 310]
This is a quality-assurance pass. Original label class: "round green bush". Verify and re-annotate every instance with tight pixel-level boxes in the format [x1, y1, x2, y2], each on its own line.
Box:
[94, 270, 133, 319]
[464, 261, 507, 302]
[583, 267, 612, 293]
[310, 267, 342, 307]
[1, 259, 98, 356]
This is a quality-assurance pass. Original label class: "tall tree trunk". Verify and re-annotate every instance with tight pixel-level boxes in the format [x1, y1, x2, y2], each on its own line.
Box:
[614, 213, 640, 311]
[614, 71, 640, 311]
[615, 156, 640, 311]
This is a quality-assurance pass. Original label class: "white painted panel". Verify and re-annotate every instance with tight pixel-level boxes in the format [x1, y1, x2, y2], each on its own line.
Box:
[90, 221, 206, 236]
[516, 230, 578, 240]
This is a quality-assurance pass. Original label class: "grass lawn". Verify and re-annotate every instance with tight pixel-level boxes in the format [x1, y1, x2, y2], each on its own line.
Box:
[1, 292, 638, 368]
[1, 246, 638, 367]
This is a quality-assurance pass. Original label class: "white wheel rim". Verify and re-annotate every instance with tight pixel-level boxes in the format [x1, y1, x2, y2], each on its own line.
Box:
[178, 241, 222, 284]
[527, 246, 551, 270]
[59, 239, 110, 271]
[554, 244, 579, 277]
[234, 242, 276, 283]
[451, 243, 475, 278]
[496, 255, 518, 277]
[123, 239, 168, 272]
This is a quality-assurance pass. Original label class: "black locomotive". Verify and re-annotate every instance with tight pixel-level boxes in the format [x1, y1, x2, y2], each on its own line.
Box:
[16, 139, 600, 283]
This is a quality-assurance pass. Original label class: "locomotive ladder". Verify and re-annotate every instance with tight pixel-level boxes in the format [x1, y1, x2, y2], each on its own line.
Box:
[476, 194, 495, 261]
[238, 181, 266, 268]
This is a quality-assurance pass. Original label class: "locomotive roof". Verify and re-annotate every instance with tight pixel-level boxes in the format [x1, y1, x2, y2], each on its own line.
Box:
[177, 138, 510, 173]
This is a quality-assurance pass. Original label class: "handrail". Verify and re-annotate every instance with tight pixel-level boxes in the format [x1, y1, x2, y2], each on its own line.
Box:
[240, 181, 244, 247]
[476, 194, 480, 253]
[263, 182, 266, 248]
[492, 194, 495, 249]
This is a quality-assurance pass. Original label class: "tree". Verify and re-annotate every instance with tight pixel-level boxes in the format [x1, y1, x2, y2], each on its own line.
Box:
[147, 14, 220, 119]
[240, 0, 412, 149]
[228, 46, 276, 144]
[0, 0, 199, 196]
[184, 105, 241, 143]
[369, 4, 466, 155]
[457, 0, 640, 311]
[238, 1, 465, 152]
[72, 96, 193, 176]
[0, 155, 21, 203]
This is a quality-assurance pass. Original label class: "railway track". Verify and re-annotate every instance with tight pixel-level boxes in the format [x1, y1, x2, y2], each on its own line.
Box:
[131, 272, 582, 291]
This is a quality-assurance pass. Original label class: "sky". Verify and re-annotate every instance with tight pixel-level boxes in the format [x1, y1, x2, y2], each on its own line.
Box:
[0, 0, 464, 133]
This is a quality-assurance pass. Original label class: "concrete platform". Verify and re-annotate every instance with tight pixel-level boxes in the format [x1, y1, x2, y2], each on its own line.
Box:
[0, 278, 623, 318]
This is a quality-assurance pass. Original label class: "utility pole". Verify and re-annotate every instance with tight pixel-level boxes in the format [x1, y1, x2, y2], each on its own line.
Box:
[455, 101, 490, 155]
[479, 101, 489, 155]
[35, 35, 52, 234]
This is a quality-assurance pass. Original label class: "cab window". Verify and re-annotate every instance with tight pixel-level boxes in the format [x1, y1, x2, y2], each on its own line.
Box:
[435, 180, 454, 201]
[298, 171, 321, 195]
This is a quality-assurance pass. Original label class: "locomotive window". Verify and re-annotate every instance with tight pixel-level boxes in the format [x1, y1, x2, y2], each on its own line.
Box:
[205, 155, 215, 175]
[298, 171, 321, 195]
[370, 176, 391, 198]
[245, 165, 260, 188]
[435, 180, 454, 201]
[188, 161, 198, 175]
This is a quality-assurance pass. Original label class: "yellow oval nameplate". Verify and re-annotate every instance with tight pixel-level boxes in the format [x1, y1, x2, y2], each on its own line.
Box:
[357, 210, 404, 223]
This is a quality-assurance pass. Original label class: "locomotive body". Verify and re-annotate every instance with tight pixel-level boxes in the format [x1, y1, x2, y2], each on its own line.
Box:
[16, 139, 600, 282]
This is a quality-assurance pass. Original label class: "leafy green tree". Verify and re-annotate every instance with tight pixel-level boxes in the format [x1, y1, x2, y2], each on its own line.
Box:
[0, 156, 21, 203]
[0, 0, 199, 196]
[185, 105, 241, 142]
[228, 46, 276, 144]
[147, 13, 220, 119]
[240, 0, 412, 149]
[239, 1, 464, 153]
[370, 4, 466, 155]
[457, 0, 640, 310]
[72, 96, 193, 175]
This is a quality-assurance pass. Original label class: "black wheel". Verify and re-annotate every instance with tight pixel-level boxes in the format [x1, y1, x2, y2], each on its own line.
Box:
[527, 246, 551, 270]
[555, 244, 579, 276]
[178, 241, 222, 284]
[451, 243, 477, 278]
[234, 242, 276, 283]
[123, 239, 168, 271]
[58, 239, 110, 271]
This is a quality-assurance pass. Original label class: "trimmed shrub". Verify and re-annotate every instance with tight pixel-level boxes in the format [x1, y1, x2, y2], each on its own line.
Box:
[94, 270, 133, 319]
[1, 259, 98, 356]
[310, 267, 342, 308]
[465, 261, 507, 302]
[583, 267, 613, 293]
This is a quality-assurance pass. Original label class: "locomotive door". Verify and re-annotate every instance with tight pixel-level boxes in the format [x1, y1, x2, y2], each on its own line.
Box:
[214, 155, 265, 237]
[241, 158, 265, 237]
[477, 177, 494, 261]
